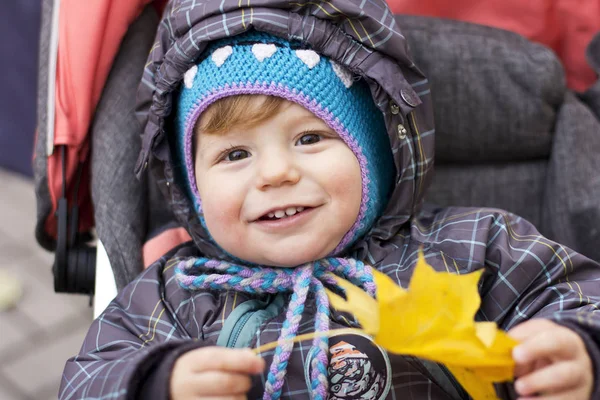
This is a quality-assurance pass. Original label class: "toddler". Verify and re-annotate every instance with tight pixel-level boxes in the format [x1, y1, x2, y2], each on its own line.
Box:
[60, 1, 600, 399]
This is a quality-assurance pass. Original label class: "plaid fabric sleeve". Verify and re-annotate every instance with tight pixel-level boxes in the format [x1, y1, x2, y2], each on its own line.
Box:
[58, 265, 193, 400]
[478, 211, 600, 395]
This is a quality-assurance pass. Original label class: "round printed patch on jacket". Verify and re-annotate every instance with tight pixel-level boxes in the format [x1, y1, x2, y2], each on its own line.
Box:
[305, 333, 392, 399]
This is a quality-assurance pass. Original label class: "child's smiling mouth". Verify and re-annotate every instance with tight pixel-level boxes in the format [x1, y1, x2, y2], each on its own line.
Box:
[260, 206, 308, 221]
[252, 205, 318, 229]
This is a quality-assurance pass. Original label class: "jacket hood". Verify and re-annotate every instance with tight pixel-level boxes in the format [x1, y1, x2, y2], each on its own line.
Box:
[135, 0, 435, 264]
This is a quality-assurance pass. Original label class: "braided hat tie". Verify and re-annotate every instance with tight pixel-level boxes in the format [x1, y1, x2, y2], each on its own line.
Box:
[175, 258, 376, 400]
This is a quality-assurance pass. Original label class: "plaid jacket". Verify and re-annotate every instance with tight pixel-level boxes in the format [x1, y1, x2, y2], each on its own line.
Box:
[60, 0, 600, 399]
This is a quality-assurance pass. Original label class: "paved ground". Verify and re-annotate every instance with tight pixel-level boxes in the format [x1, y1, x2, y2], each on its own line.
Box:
[0, 168, 93, 400]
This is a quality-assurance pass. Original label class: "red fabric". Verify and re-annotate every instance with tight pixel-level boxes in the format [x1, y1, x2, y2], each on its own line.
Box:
[143, 227, 192, 268]
[44, 0, 152, 238]
[388, 0, 600, 92]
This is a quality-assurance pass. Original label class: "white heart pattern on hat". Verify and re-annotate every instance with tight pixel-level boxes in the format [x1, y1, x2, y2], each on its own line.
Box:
[330, 60, 354, 88]
[211, 45, 233, 67]
[190, 43, 352, 90]
[295, 50, 320, 69]
[252, 43, 277, 62]
[183, 65, 198, 89]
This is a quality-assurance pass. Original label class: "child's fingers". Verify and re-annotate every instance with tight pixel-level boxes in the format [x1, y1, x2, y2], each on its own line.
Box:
[513, 360, 534, 379]
[517, 391, 585, 400]
[190, 371, 253, 395]
[183, 347, 265, 374]
[512, 329, 582, 363]
[508, 319, 556, 341]
[514, 361, 585, 396]
[513, 357, 551, 378]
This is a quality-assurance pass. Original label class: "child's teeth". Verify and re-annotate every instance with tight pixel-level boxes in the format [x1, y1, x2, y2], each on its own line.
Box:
[285, 207, 297, 216]
[274, 210, 286, 218]
[266, 207, 306, 220]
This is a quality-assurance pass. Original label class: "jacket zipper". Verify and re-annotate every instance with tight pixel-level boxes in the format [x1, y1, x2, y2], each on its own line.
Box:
[47, 0, 61, 156]
[227, 312, 254, 348]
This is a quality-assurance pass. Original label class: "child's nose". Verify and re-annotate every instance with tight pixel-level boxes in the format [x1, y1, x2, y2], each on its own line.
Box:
[256, 151, 300, 189]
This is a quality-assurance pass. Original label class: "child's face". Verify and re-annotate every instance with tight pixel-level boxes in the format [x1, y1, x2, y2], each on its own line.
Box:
[194, 96, 362, 267]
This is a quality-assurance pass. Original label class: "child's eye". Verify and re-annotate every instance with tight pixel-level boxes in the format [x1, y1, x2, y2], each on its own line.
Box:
[296, 133, 322, 146]
[224, 149, 250, 162]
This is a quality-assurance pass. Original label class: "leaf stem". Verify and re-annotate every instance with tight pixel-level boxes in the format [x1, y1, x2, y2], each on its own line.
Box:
[252, 328, 365, 354]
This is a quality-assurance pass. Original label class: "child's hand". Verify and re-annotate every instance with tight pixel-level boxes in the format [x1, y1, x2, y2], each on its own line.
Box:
[170, 347, 265, 400]
[508, 319, 593, 400]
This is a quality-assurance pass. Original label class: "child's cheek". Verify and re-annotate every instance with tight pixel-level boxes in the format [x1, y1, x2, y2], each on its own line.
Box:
[201, 189, 247, 251]
[325, 152, 362, 217]
[203, 197, 236, 233]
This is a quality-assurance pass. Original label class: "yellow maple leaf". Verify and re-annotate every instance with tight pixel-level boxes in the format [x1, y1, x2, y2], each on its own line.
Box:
[327, 251, 517, 400]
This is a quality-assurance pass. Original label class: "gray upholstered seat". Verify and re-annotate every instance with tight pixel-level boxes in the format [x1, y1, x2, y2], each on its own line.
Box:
[398, 15, 600, 262]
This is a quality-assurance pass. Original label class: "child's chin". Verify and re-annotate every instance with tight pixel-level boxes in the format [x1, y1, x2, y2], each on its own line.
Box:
[255, 249, 327, 268]
[227, 239, 338, 267]
[262, 255, 319, 268]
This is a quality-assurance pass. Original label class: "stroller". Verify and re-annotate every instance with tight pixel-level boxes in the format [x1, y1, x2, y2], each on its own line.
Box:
[33, 0, 600, 317]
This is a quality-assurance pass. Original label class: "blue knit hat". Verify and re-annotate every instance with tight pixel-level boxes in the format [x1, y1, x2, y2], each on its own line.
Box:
[175, 31, 394, 255]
